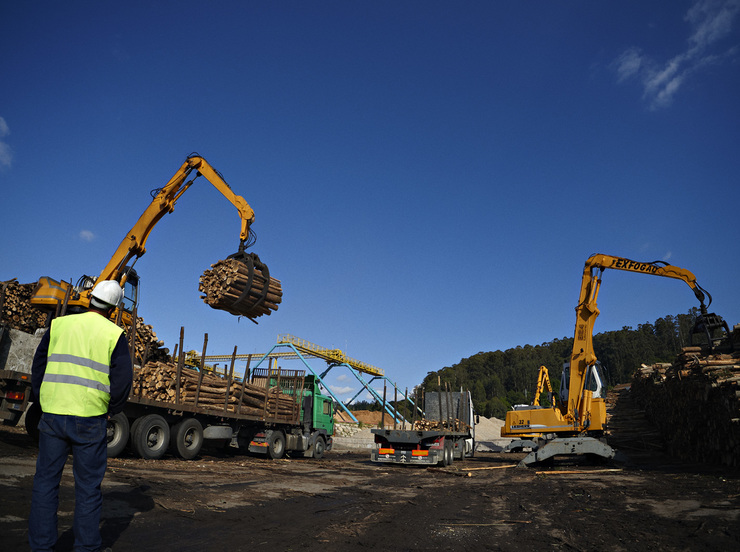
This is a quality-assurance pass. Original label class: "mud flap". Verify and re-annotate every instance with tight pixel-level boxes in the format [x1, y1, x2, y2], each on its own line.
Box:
[518, 437, 616, 467]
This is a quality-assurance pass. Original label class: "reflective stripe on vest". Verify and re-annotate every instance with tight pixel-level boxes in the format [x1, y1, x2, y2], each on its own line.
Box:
[40, 311, 124, 416]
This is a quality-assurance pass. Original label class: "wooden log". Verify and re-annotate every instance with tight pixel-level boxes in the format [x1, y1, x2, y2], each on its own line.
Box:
[198, 258, 282, 319]
[0, 279, 48, 333]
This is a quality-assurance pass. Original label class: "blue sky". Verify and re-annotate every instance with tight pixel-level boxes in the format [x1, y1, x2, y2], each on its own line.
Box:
[2, 1, 739, 405]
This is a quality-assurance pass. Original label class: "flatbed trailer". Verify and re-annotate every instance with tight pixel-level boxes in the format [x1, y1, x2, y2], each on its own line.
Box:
[371, 427, 472, 466]
[370, 390, 475, 467]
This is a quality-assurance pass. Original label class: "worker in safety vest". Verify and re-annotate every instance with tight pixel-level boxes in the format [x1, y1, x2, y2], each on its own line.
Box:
[29, 280, 133, 552]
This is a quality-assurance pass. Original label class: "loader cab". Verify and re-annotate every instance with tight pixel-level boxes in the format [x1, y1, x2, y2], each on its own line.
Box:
[120, 268, 139, 313]
[586, 361, 606, 399]
[585, 362, 605, 399]
[559, 361, 605, 403]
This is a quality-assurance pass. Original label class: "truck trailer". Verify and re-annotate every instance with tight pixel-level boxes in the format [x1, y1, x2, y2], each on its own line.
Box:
[108, 362, 334, 461]
[0, 323, 40, 428]
[371, 390, 475, 466]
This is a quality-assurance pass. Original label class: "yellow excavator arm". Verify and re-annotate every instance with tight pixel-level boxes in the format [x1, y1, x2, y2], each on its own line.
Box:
[32, 154, 257, 314]
[568, 253, 727, 428]
[97, 155, 255, 286]
[531, 366, 552, 407]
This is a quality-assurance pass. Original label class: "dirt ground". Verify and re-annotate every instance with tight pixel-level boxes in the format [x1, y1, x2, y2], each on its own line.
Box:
[1, 420, 739, 552]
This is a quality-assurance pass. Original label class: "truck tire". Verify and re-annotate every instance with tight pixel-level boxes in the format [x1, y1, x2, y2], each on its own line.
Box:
[129, 416, 143, 451]
[133, 414, 170, 460]
[107, 412, 129, 458]
[444, 442, 454, 466]
[267, 430, 286, 460]
[170, 418, 203, 460]
[312, 436, 326, 460]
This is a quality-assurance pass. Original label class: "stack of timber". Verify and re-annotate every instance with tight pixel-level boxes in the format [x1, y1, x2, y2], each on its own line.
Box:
[199, 258, 282, 320]
[0, 279, 47, 334]
[129, 318, 169, 367]
[630, 333, 740, 468]
[605, 384, 667, 462]
[0, 279, 169, 367]
[132, 361, 299, 419]
[412, 419, 471, 432]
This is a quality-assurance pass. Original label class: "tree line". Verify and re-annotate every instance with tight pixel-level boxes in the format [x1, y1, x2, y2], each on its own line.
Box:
[417, 310, 702, 419]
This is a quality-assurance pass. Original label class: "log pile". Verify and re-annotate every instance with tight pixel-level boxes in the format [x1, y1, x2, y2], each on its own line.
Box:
[129, 318, 169, 366]
[630, 336, 740, 468]
[605, 384, 667, 461]
[0, 279, 48, 334]
[131, 361, 299, 419]
[1, 279, 169, 366]
[199, 257, 282, 320]
[412, 418, 471, 432]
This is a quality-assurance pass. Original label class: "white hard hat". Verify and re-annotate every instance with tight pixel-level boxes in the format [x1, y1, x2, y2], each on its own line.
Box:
[90, 280, 124, 309]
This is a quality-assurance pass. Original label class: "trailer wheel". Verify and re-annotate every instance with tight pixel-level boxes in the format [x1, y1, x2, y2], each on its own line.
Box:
[128, 416, 143, 451]
[312, 436, 326, 460]
[266, 431, 286, 460]
[107, 413, 129, 458]
[133, 414, 170, 460]
[444, 442, 454, 466]
[170, 418, 203, 460]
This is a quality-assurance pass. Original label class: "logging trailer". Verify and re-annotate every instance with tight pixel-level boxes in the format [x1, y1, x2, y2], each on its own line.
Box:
[106, 365, 334, 461]
[502, 253, 732, 467]
[371, 390, 476, 466]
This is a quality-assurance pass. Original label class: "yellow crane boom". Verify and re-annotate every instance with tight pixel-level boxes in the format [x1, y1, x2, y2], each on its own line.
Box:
[31, 154, 259, 320]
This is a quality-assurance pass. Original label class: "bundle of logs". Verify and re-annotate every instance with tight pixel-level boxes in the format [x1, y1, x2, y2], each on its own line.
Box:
[132, 361, 300, 420]
[631, 337, 740, 468]
[0, 279, 48, 334]
[199, 257, 282, 320]
[128, 318, 169, 367]
[412, 418, 471, 432]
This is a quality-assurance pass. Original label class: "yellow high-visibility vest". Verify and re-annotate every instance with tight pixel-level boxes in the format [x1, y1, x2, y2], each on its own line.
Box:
[40, 311, 124, 416]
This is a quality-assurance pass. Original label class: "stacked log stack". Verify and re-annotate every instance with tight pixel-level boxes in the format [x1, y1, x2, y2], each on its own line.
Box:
[130, 318, 169, 366]
[631, 331, 740, 468]
[0, 279, 48, 333]
[199, 258, 282, 320]
[412, 419, 471, 432]
[132, 361, 299, 419]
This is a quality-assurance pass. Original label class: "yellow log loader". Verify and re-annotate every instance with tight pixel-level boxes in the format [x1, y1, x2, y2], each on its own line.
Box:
[29, 153, 269, 325]
[502, 253, 731, 467]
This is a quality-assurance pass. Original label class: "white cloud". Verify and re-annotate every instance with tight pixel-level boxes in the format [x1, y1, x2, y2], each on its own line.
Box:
[329, 385, 355, 396]
[79, 230, 96, 242]
[662, 251, 673, 262]
[687, 0, 740, 50]
[615, 0, 740, 109]
[0, 117, 12, 169]
[615, 47, 645, 82]
[336, 374, 349, 382]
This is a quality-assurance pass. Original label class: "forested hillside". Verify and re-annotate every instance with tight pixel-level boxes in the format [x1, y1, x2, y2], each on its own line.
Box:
[420, 310, 703, 419]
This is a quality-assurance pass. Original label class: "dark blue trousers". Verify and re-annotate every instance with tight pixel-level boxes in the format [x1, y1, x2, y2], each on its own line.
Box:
[29, 413, 108, 552]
